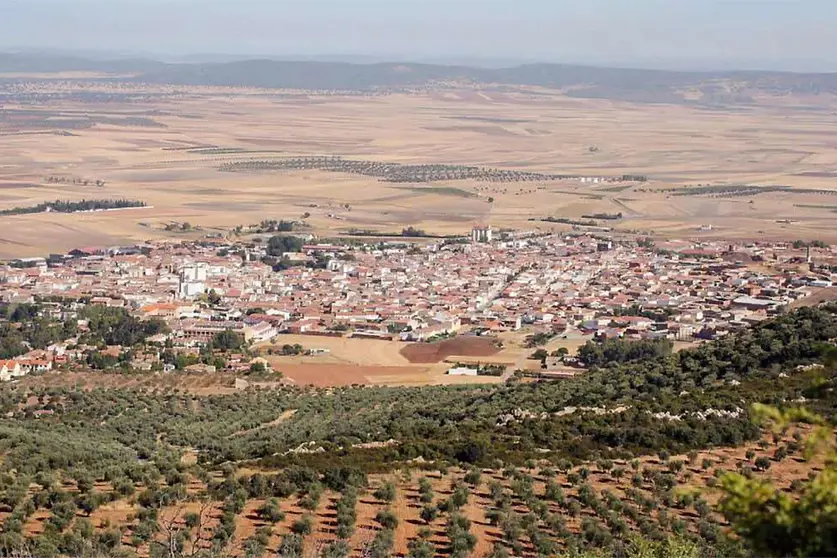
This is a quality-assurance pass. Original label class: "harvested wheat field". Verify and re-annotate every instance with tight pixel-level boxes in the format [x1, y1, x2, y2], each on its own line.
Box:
[2, 76, 837, 257]
[258, 334, 413, 367]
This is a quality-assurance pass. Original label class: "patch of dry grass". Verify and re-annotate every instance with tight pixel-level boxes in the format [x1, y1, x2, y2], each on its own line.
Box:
[1, 83, 837, 257]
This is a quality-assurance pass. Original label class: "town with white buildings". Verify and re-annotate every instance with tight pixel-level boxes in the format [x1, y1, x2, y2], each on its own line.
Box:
[0, 226, 835, 380]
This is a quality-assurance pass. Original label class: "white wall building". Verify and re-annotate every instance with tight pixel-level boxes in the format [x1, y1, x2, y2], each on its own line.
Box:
[0, 361, 24, 382]
[448, 367, 479, 376]
[471, 225, 493, 243]
[178, 263, 208, 299]
[181, 263, 208, 282]
[244, 321, 279, 343]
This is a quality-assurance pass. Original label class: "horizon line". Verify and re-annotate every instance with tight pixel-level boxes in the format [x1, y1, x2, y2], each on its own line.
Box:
[2, 48, 837, 74]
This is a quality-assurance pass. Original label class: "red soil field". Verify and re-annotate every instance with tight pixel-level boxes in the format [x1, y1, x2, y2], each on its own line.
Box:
[8, 426, 823, 558]
[400, 336, 501, 364]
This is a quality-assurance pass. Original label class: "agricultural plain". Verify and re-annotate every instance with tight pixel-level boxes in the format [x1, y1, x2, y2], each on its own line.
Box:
[1, 76, 837, 257]
[3, 56, 837, 558]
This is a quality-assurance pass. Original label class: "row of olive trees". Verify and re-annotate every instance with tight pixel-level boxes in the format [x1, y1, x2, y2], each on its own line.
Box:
[218, 157, 580, 183]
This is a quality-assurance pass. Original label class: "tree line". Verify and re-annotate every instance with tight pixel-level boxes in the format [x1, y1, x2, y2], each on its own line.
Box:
[0, 306, 835, 555]
[0, 199, 146, 217]
[219, 156, 632, 184]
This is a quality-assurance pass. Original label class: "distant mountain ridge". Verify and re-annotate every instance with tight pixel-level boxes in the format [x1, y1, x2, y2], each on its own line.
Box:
[2, 52, 837, 103]
[0, 53, 166, 74]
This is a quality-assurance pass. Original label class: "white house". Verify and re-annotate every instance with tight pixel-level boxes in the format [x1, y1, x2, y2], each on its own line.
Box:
[448, 367, 479, 376]
[244, 321, 278, 343]
[19, 359, 52, 374]
[0, 361, 24, 382]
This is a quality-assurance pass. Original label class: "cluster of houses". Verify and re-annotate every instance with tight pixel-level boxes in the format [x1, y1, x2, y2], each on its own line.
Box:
[0, 348, 61, 381]
[0, 232, 834, 380]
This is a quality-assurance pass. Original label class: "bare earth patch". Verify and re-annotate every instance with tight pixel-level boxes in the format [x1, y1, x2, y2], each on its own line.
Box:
[276, 364, 432, 387]
[400, 336, 501, 364]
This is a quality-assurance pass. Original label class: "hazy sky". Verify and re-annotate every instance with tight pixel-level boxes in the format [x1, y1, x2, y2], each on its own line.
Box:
[1, 0, 836, 70]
